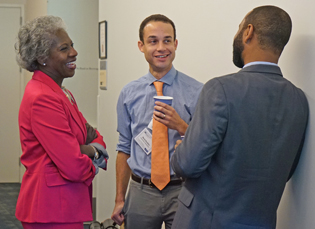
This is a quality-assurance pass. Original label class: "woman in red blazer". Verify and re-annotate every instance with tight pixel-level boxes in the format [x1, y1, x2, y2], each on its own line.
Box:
[15, 16, 108, 229]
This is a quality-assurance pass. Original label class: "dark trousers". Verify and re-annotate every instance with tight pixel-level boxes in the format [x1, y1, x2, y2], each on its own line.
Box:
[123, 179, 182, 229]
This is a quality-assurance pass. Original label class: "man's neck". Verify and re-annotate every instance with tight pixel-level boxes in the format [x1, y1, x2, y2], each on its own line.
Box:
[150, 66, 172, 80]
[243, 47, 279, 66]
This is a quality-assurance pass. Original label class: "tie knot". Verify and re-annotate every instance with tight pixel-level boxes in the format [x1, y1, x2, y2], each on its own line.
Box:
[153, 81, 164, 96]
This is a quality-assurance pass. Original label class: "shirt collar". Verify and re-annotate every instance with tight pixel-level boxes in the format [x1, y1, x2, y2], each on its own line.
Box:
[243, 61, 278, 68]
[33, 70, 62, 93]
[146, 66, 176, 86]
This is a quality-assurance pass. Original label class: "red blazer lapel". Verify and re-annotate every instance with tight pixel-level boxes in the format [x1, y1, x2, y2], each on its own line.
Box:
[32, 71, 87, 140]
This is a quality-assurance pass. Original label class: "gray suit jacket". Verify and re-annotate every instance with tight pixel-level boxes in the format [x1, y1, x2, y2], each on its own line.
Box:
[171, 65, 308, 229]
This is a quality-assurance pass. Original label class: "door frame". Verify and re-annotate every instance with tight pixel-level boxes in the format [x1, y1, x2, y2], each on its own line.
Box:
[0, 4, 24, 183]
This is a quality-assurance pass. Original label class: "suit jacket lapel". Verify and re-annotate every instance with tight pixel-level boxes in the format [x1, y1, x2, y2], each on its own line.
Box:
[32, 71, 86, 139]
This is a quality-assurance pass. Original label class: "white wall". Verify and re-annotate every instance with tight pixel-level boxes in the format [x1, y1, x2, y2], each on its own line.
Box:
[24, 0, 46, 21]
[0, 0, 25, 4]
[97, 0, 315, 228]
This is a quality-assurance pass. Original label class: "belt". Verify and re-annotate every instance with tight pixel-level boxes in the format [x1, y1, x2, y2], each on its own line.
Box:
[131, 173, 183, 188]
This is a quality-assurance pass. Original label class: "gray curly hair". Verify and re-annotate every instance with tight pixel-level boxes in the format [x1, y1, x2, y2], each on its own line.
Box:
[15, 15, 66, 72]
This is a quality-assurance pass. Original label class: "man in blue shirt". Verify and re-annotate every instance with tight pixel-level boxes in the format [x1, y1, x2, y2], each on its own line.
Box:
[111, 14, 203, 229]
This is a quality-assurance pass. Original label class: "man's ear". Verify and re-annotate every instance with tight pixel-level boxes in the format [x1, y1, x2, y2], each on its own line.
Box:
[174, 39, 178, 50]
[243, 24, 254, 44]
[138, 40, 144, 53]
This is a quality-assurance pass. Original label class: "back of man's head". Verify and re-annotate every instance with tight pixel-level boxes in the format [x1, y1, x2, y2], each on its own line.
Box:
[244, 5, 292, 55]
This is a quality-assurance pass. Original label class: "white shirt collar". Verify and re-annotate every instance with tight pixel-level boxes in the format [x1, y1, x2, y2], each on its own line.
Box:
[243, 61, 278, 68]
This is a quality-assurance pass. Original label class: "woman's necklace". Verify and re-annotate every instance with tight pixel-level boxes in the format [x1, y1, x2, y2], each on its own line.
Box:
[61, 86, 74, 105]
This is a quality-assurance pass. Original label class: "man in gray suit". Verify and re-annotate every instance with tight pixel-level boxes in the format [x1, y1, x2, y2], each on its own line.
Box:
[171, 5, 309, 229]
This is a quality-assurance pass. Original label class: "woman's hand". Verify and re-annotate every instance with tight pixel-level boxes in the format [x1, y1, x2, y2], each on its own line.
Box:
[80, 145, 95, 158]
[85, 122, 97, 144]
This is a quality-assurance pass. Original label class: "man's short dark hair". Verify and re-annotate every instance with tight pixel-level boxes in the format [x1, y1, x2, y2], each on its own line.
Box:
[139, 14, 176, 43]
[243, 5, 292, 55]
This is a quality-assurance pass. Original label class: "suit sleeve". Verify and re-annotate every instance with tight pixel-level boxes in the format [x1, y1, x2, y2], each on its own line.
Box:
[31, 93, 95, 183]
[171, 78, 228, 178]
[287, 91, 309, 181]
[287, 125, 307, 181]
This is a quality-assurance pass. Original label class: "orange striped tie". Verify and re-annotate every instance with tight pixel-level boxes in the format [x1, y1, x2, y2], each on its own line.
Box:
[151, 81, 170, 190]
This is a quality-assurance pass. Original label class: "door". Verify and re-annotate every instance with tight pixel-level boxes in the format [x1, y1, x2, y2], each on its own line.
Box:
[0, 5, 23, 182]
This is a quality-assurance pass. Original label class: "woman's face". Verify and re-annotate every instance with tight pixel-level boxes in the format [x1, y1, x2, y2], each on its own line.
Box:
[41, 29, 78, 85]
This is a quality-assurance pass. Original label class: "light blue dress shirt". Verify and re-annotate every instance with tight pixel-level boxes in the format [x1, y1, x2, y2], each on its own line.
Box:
[116, 66, 203, 178]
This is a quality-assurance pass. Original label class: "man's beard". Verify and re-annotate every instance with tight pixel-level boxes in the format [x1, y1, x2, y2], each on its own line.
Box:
[233, 32, 244, 68]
